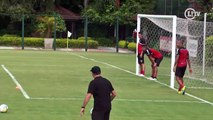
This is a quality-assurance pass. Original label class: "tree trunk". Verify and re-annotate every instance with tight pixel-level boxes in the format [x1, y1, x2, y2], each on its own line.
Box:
[84, 0, 89, 8]
[46, 26, 51, 38]
[115, 0, 120, 8]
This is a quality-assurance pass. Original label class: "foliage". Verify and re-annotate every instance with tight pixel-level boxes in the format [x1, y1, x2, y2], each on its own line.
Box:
[127, 42, 136, 52]
[206, 36, 213, 65]
[2, 34, 19, 37]
[0, 0, 56, 21]
[36, 16, 55, 38]
[77, 36, 93, 40]
[94, 37, 114, 47]
[0, 36, 43, 47]
[56, 39, 99, 48]
[0, 36, 98, 48]
[35, 13, 66, 38]
[82, 0, 156, 25]
[118, 40, 128, 48]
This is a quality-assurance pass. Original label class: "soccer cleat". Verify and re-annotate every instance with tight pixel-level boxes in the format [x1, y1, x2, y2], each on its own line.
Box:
[181, 86, 186, 95]
[178, 91, 182, 94]
[147, 77, 157, 81]
[138, 74, 145, 77]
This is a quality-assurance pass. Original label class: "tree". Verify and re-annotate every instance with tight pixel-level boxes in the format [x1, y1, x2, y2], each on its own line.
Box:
[82, 0, 156, 25]
[0, 0, 67, 37]
[36, 13, 66, 38]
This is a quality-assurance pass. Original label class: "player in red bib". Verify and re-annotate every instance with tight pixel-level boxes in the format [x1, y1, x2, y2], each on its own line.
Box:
[137, 38, 146, 76]
[173, 40, 192, 95]
[133, 30, 146, 76]
[142, 45, 163, 80]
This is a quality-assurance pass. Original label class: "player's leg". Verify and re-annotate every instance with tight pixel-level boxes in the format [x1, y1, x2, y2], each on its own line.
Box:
[151, 65, 157, 78]
[138, 54, 145, 75]
[180, 78, 186, 95]
[140, 63, 145, 75]
[104, 109, 111, 120]
[92, 110, 104, 120]
[175, 66, 186, 94]
[179, 67, 187, 94]
[152, 57, 163, 79]
[176, 76, 184, 91]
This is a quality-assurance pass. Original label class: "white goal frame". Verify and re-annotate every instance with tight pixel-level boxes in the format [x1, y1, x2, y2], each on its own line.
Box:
[136, 14, 177, 89]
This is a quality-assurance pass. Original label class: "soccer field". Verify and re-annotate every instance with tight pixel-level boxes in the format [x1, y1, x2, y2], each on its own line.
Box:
[0, 50, 212, 120]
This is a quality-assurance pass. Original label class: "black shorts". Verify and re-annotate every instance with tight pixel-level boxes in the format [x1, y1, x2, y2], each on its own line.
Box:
[92, 109, 111, 120]
[154, 57, 163, 66]
[137, 54, 145, 64]
[175, 66, 187, 78]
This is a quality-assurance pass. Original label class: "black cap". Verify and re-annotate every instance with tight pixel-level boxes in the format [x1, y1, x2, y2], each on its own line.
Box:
[90, 66, 101, 74]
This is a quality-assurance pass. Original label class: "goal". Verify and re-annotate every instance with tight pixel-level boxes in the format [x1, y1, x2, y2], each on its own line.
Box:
[136, 14, 213, 89]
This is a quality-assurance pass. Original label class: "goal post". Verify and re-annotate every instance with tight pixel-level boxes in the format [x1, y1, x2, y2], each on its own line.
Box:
[136, 14, 177, 89]
[136, 13, 213, 89]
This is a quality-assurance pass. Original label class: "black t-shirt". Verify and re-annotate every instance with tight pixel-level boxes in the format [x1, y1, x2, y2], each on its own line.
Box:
[87, 76, 114, 111]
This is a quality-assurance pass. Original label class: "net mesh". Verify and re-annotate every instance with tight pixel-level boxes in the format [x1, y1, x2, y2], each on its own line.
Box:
[139, 16, 213, 89]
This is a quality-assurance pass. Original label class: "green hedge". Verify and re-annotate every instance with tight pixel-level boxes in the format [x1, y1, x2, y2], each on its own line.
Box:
[119, 40, 128, 48]
[77, 36, 114, 47]
[0, 36, 98, 48]
[127, 42, 136, 52]
[206, 36, 213, 65]
[56, 39, 99, 49]
[25, 37, 44, 47]
[0, 36, 44, 47]
[94, 37, 114, 47]
[77, 37, 93, 41]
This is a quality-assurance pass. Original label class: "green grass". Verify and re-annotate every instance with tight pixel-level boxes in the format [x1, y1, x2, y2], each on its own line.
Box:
[0, 50, 212, 120]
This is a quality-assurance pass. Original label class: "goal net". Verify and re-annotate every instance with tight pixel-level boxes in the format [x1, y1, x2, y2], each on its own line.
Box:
[136, 14, 213, 89]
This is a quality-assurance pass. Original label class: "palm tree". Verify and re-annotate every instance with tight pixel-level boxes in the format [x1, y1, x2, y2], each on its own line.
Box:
[37, 16, 55, 38]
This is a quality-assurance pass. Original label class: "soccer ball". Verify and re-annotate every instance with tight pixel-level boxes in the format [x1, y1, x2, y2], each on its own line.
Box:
[0, 104, 8, 113]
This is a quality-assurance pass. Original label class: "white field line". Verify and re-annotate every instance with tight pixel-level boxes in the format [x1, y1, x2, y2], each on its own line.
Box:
[1, 65, 30, 99]
[71, 53, 213, 106]
[159, 74, 213, 90]
[30, 97, 205, 104]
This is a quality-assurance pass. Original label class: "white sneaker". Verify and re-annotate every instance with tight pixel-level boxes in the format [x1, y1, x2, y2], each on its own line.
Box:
[138, 74, 144, 77]
[147, 77, 157, 81]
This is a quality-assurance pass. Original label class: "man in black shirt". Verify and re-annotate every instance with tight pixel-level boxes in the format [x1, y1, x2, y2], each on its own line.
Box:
[80, 66, 117, 120]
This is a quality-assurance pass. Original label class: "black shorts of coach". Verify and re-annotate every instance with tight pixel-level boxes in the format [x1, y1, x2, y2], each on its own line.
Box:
[154, 57, 163, 66]
[92, 109, 111, 120]
[175, 66, 187, 78]
[137, 54, 145, 64]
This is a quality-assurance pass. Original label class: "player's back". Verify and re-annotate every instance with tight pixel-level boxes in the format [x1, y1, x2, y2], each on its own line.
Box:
[177, 48, 189, 67]
[147, 48, 162, 58]
[91, 77, 114, 110]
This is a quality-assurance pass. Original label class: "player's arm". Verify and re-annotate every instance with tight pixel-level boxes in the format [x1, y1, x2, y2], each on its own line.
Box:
[110, 90, 117, 101]
[80, 93, 92, 116]
[173, 54, 179, 72]
[187, 55, 192, 74]
[148, 56, 155, 65]
[139, 51, 144, 58]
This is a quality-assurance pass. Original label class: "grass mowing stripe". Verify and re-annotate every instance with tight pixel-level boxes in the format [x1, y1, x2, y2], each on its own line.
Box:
[1, 64, 30, 99]
[30, 97, 205, 104]
[71, 53, 213, 106]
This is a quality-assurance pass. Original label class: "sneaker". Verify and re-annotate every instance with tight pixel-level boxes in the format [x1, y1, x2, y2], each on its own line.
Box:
[138, 74, 144, 77]
[147, 77, 157, 81]
[181, 86, 186, 95]
[178, 91, 182, 94]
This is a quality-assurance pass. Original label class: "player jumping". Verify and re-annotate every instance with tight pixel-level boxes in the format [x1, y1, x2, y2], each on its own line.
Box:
[142, 45, 163, 80]
[173, 40, 192, 95]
